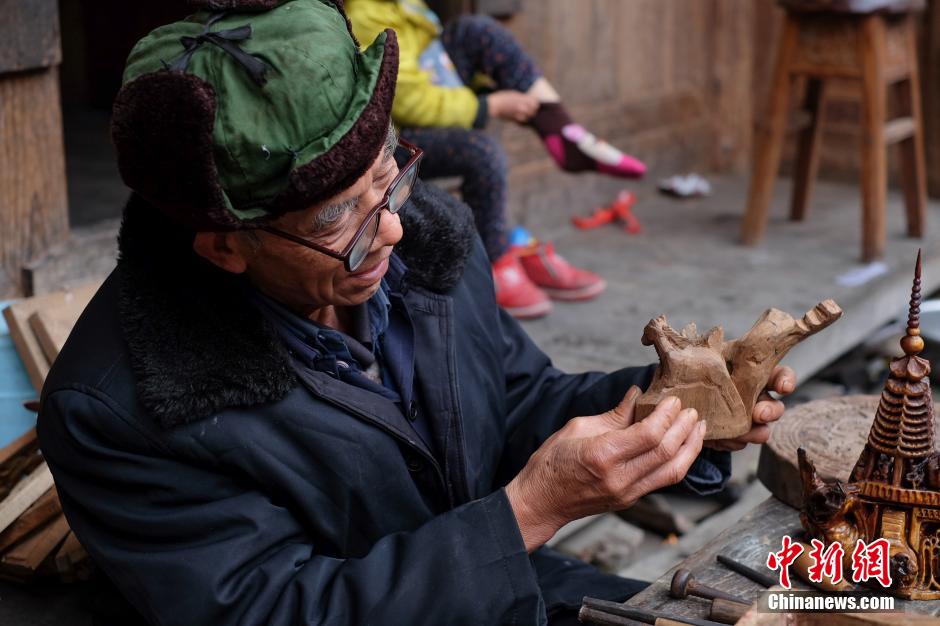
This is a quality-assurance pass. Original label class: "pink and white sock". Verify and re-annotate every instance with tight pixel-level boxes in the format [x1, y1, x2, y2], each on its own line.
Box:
[530, 102, 646, 179]
[562, 124, 646, 178]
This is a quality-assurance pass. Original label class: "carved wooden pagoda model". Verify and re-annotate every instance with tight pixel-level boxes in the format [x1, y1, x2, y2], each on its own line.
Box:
[800, 251, 940, 600]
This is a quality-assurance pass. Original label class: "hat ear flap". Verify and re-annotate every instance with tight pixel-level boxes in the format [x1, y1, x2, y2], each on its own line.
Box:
[111, 71, 240, 231]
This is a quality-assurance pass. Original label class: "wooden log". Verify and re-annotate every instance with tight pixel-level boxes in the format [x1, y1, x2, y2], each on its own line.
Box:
[754, 395, 919, 508]
[0, 487, 59, 553]
[1, 282, 100, 389]
[0, 67, 69, 300]
[0, 513, 69, 580]
[0, 427, 42, 498]
[0, 462, 54, 535]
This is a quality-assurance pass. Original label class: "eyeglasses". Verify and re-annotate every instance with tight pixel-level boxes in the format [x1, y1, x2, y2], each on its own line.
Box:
[256, 137, 423, 272]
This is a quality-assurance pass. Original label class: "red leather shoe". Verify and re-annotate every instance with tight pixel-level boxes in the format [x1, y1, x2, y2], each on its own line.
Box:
[492, 251, 552, 319]
[516, 242, 606, 302]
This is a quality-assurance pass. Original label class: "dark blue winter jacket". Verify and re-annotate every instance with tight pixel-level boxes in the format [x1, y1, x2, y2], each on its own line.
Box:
[37, 181, 727, 625]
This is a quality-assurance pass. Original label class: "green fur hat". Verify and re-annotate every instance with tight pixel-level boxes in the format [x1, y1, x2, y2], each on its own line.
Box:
[111, 0, 398, 230]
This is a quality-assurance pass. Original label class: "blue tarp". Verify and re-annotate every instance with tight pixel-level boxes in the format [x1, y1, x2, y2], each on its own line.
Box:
[0, 301, 38, 447]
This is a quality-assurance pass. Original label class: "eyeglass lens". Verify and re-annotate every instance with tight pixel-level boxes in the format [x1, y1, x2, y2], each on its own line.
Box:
[347, 155, 421, 271]
[349, 209, 382, 271]
[388, 164, 418, 214]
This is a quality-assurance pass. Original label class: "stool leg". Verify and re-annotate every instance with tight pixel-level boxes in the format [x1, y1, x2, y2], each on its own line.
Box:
[790, 78, 828, 222]
[896, 17, 927, 238]
[858, 16, 888, 263]
[741, 18, 798, 246]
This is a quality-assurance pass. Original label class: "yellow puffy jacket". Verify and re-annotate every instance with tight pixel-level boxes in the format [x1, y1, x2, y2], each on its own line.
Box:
[346, 0, 481, 129]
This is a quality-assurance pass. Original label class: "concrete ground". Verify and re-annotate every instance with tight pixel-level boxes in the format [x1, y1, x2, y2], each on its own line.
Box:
[517, 175, 940, 382]
[517, 175, 940, 581]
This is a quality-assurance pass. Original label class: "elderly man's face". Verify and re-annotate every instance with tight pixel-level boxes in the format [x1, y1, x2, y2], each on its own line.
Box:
[199, 144, 405, 318]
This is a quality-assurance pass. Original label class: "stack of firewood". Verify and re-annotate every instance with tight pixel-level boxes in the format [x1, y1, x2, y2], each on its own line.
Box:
[0, 281, 102, 583]
[0, 427, 91, 582]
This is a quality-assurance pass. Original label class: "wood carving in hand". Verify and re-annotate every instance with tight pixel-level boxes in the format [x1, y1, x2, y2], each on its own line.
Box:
[636, 300, 843, 439]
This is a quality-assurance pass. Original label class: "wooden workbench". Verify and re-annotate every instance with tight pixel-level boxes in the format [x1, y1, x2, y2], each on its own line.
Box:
[625, 496, 940, 621]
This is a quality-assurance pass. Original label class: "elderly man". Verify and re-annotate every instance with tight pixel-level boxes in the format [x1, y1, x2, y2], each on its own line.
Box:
[38, 1, 791, 624]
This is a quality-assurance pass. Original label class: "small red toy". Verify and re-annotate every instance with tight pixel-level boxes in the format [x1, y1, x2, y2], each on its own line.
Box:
[571, 190, 641, 234]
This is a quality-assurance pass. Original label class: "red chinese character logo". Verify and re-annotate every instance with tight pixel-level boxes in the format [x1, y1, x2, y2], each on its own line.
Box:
[851, 538, 892, 588]
[766, 535, 805, 589]
[807, 538, 844, 585]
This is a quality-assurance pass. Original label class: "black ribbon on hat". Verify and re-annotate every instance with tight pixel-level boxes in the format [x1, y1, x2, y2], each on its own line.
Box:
[166, 12, 270, 86]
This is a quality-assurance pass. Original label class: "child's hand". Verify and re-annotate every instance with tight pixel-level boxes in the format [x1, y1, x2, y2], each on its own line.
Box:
[487, 90, 539, 123]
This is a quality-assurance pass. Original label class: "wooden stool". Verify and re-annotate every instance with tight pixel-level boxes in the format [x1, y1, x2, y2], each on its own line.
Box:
[741, 0, 927, 262]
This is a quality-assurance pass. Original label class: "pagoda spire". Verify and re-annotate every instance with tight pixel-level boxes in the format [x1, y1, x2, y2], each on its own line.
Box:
[851, 251, 934, 487]
[901, 249, 925, 357]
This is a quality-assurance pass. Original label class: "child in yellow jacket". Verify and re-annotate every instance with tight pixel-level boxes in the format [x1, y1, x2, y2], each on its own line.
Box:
[347, 0, 644, 318]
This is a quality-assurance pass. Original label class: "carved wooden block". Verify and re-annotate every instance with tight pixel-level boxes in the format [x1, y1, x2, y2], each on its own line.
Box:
[758, 395, 884, 508]
[636, 300, 843, 439]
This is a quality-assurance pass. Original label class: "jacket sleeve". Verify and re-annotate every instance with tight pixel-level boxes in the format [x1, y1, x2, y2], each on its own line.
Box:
[473, 242, 730, 495]
[347, 5, 481, 129]
[38, 387, 546, 626]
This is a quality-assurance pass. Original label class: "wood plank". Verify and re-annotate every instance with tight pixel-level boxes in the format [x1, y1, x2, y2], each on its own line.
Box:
[858, 15, 889, 261]
[0, 68, 69, 300]
[2, 305, 50, 392]
[0, 463, 54, 535]
[625, 498, 810, 621]
[626, 496, 940, 619]
[1, 282, 100, 390]
[28, 312, 63, 366]
[0, 488, 59, 553]
[0, 513, 70, 579]
[0, 427, 37, 471]
[709, 0, 755, 172]
[0, 0, 61, 74]
[474, 0, 521, 17]
[28, 284, 99, 361]
[895, 16, 928, 236]
[54, 531, 91, 582]
[742, 16, 800, 245]
[0, 428, 42, 500]
[925, 0, 940, 196]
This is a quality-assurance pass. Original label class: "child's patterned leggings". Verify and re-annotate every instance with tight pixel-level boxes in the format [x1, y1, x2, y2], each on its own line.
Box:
[401, 15, 543, 262]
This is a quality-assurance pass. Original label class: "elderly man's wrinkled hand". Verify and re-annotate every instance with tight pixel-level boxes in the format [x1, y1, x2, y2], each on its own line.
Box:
[705, 365, 796, 452]
[505, 388, 705, 552]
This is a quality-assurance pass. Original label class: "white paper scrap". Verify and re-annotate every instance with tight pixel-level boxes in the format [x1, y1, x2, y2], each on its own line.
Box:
[835, 261, 889, 287]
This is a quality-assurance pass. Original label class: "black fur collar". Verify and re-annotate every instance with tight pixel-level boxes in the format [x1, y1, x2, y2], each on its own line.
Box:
[116, 179, 475, 428]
